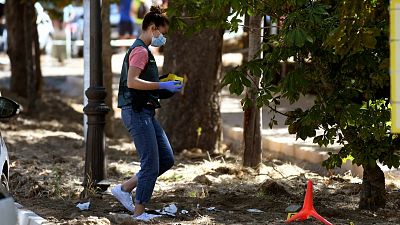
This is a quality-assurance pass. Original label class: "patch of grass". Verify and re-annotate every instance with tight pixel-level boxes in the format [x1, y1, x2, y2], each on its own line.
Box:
[184, 187, 208, 198]
[187, 190, 198, 198]
[159, 172, 184, 182]
[52, 166, 65, 199]
[255, 191, 267, 198]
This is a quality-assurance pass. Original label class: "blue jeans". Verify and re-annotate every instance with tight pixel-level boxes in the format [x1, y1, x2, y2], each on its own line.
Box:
[121, 106, 174, 204]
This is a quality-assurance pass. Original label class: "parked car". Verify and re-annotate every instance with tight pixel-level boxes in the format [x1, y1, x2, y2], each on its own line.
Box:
[0, 96, 20, 191]
[0, 185, 17, 225]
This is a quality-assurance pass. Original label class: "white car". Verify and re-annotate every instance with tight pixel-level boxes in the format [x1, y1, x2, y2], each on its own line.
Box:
[0, 185, 17, 225]
[0, 96, 21, 225]
[0, 96, 20, 190]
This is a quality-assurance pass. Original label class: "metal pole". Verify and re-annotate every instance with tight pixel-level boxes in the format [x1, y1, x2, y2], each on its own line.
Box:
[83, 0, 109, 192]
[83, 0, 90, 141]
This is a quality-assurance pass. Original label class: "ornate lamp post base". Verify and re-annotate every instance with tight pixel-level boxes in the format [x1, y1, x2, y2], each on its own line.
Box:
[81, 0, 110, 196]
[83, 87, 110, 192]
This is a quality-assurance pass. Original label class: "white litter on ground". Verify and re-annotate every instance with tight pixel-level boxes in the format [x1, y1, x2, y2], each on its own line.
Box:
[181, 210, 189, 215]
[247, 208, 264, 213]
[76, 202, 90, 211]
[156, 203, 178, 216]
[163, 204, 178, 214]
[133, 213, 162, 222]
[207, 207, 216, 211]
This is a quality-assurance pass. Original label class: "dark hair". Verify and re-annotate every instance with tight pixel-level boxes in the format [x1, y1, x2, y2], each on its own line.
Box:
[142, 6, 169, 30]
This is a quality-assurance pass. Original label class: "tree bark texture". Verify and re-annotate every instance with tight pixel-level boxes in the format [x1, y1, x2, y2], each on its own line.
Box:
[5, 0, 42, 99]
[101, 0, 114, 137]
[242, 15, 262, 168]
[359, 163, 386, 210]
[158, 28, 224, 153]
[242, 14, 250, 64]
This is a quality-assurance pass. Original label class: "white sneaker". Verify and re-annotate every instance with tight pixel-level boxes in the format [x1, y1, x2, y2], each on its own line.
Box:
[111, 184, 134, 212]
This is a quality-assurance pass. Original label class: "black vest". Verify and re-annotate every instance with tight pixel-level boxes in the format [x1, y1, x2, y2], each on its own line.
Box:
[117, 39, 161, 111]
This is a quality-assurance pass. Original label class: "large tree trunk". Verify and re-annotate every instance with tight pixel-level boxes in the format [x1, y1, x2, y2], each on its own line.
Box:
[5, 0, 42, 99]
[242, 15, 262, 168]
[359, 163, 386, 210]
[102, 0, 114, 137]
[158, 28, 224, 153]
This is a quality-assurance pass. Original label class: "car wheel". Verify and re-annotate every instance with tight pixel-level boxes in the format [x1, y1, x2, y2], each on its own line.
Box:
[1, 173, 9, 191]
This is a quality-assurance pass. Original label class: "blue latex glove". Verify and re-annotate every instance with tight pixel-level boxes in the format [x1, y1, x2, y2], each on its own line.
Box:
[158, 81, 183, 92]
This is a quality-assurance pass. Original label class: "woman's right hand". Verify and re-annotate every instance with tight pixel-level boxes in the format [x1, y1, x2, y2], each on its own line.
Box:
[159, 81, 183, 92]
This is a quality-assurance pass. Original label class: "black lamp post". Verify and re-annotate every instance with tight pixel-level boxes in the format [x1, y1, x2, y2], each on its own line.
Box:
[82, 0, 110, 192]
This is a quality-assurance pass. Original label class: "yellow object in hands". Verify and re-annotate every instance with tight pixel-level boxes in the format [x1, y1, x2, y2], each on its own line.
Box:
[160, 73, 184, 85]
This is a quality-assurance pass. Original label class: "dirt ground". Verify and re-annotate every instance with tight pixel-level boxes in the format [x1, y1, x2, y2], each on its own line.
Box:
[1, 90, 400, 225]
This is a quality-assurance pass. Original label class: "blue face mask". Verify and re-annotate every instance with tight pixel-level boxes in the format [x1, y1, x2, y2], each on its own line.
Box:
[151, 33, 167, 47]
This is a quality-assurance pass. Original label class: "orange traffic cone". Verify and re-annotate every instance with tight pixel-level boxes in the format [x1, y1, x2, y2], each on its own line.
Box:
[286, 180, 333, 225]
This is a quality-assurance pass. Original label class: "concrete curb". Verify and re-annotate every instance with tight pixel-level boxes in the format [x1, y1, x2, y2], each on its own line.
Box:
[222, 125, 364, 177]
[15, 202, 48, 225]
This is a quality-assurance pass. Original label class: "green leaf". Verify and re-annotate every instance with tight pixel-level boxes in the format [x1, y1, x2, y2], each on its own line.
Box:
[305, 33, 314, 43]
[362, 33, 377, 49]
[241, 98, 252, 110]
[241, 75, 252, 87]
[229, 82, 237, 94]
[313, 135, 323, 145]
[294, 28, 306, 47]
[256, 96, 264, 108]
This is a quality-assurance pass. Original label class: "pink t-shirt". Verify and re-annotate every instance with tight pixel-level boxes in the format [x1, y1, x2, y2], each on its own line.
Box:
[129, 46, 148, 70]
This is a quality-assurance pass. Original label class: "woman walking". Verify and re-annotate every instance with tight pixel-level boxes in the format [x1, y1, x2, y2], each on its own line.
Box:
[112, 5, 182, 219]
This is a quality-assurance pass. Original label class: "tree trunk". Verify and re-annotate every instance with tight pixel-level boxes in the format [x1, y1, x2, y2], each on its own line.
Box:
[158, 28, 224, 153]
[359, 163, 386, 210]
[5, 0, 42, 99]
[102, 0, 114, 137]
[25, 0, 41, 112]
[242, 15, 262, 168]
[242, 14, 250, 64]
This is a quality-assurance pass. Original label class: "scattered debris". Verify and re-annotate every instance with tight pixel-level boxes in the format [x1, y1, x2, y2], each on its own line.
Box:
[181, 210, 189, 215]
[207, 207, 216, 211]
[163, 203, 178, 215]
[76, 202, 90, 211]
[133, 213, 162, 222]
[156, 203, 178, 217]
[247, 209, 264, 213]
